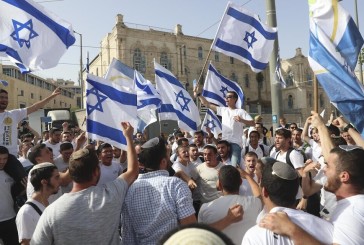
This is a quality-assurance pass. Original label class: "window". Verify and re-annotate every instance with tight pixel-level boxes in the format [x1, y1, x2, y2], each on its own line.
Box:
[54, 99, 56, 105]
[160, 52, 171, 70]
[20, 90, 24, 96]
[230, 57, 234, 64]
[308, 93, 312, 107]
[198, 47, 203, 60]
[214, 51, 219, 62]
[183, 46, 187, 57]
[245, 74, 250, 88]
[307, 71, 312, 85]
[39, 95, 42, 100]
[77, 97, 81, 108]
[31, 93, 34, 99]
[320, 94, 325, 108]
[133, 48, 146, 73]
[96, 68, 99, 76]
[230, 73, 238, 82]
[288, 95, 294, 109]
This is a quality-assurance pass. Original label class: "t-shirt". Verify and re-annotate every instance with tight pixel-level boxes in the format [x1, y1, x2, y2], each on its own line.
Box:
[216, 107, 252, 145]
[44, 141, 62, 159]
[97, 161, 123, 187]
[308, 139, 322, 162]
[172, 160, 198, 179]
[54, 155, 69, 172]
[199, 195, 262, 245]
[196, 162, 224, 203]
[0, 170, 16, 222]
[243, 207, 333, 245]
[331, 195, 364, 245]
[18, 156, 33, 168]
[239, 175, 258, 197]
[16, 199, 45, 242]
[31, 178, 129, 245]
[0, 109, 27, 156]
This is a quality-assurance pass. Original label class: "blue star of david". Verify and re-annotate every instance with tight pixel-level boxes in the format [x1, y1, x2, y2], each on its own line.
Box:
[10, 19, 38, 49]
[243, 31, 257, 49]
[86, 87, 108, 115]
[220, 86, 229, 97]
[204, 119, 216, 131]
[175, 90, 191, 112]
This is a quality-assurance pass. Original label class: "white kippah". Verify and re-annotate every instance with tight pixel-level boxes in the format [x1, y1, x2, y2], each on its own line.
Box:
[31, 162, 55, 170]
[163, 228, 225, 245]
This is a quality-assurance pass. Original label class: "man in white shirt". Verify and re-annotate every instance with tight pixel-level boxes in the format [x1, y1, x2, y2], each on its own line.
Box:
[96, 143, 123, 187]
[242, 129, 270, 165]
[199, 165, 262, 245]
[43, 128, 62, 159]
[16, 163, 60, 245]
[243, 160, 333, 245]
[18, 140, 34, 168]
[217, 140, 231, 165]
[189, 144, 202, 167]
[196, 90, 254, 167]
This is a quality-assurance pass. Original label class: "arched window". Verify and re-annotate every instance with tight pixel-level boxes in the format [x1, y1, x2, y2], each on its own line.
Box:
[198, 47, 203, 60]
[288, 95, 294, 109]
[320, 94, 325, 108]
[306, 71, 312, 85]
[245, 74, 250, 88]
[160, 52, 171, 70]
[133, 48, 146, 73]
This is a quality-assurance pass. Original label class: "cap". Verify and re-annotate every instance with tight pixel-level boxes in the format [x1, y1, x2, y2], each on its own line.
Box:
[271, 161, 298, 180]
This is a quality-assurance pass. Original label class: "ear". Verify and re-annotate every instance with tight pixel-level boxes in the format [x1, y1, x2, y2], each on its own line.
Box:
[41, 179, 48, 186]
[339, 171, 350, 183]
[159, 158, 168, 170]
[216, 179, 222, 191]
[262, 186, 269, 198]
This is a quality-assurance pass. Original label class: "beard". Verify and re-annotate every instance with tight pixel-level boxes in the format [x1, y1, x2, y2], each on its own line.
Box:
[324, 175, 341, 193]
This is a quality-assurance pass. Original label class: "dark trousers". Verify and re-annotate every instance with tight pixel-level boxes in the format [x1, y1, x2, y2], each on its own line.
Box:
[0, 217, 19, 245]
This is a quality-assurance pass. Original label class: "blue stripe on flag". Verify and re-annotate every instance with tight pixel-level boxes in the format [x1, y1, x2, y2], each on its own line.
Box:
[201, 90, 226, 105]
[227, 7, 276, 40]
[136, 79, 154, 95]
[155, 69, 184, 89]
[159, 104, 198, 131]
[215, 39, 267, 71]
[87, 119, 126, 145]
[4, 0, 75, 48]
[0, 44, 24, 64]
[138, 98, 162, 109]
[87, 78, 136, 106]
[207, 109, 222, 129]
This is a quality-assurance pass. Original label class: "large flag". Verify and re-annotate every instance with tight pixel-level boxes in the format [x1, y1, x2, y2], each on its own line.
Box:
[154, 61, 201, 132]
[211, 2, 277, 73]
[202, 63, 244, 108]
[0, 0, 75, 73]
[308, 0, 364, 136]
[105, 58, 161, 131]
[201, 109, 222, 138]
[275, 51, 287, 88]
[86, 74, 138, 150]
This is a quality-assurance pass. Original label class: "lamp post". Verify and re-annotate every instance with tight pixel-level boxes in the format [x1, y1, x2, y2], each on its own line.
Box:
[354, 0, 363, 83]
[73, 31, 84, 108]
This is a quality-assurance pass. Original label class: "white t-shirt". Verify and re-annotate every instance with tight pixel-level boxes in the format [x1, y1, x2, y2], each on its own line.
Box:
[18, 156, 33, 168]
[243, 207, 333, 245]
[196, 162, 224, 203]
[0, 109, 27, 156]
[308, 139, 322, 162]
[172, 160, 198, 180]
[331, 195, 364, 245]
[0, 170, 16, 222]
[239, 175, 258, 197]
[199, 195, 262, 245]
[97, 161, 123, 187]
[16, 199, 45, 242]
[216, 107, 252, 145]
[44, 140, 61, 159]
[190, 157, 202, 167]
[54, 155, 69, 172]
[31, 178, 129, 245]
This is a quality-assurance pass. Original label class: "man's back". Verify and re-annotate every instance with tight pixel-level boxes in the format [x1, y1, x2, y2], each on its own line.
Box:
[31, 178, 128, 245]
[243, 207, 333, 245]
[121, 170, 194, 245]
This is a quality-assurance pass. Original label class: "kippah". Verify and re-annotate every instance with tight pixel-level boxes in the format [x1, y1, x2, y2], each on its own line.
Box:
[141, 137, 159, 149]
[260, 157, 276, 165]
[71, 149, 89, 160]
[163, 228, 225, 245]
[272, 161, 298, 180]
[32, 162, 55, 170]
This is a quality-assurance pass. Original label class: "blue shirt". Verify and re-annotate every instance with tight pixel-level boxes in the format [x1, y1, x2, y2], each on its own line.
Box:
[121, 170, 195, 245]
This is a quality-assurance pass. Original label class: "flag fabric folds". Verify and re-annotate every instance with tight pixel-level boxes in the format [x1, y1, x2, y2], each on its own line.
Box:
[0, 0, 75, 72]
[308, 0, 364, 136]
[202, 63, 245, 108]
[211, 2, 277, 73]
[86, 74, 138, 150]
[201, 109, 222, 138]
[275, 51, 287, 88]
[155, 61, 201, 132]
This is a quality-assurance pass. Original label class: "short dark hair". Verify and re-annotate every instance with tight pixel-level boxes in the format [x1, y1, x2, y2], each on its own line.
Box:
[203, 144, 217, 154]
[194, 130, 204, 137]
[177, 138, 189, 146]
[30, 165, 58, 191]
[330, 147, 364, 190]
[28, 144, 47, 165]
[97, 143, 112, 155]
[219, 165, 241, 193]
[245, 151, 258, 159]
[60, 142, 73, 151]
[69, 149, 99, 183]
[327, 124, 340, 136]
[189, 143, 197, 148]
[0, 146, 9, 155]
[293, 128, 303, 133]
[49, 127, 62, 135]
[275, 128, 291, 139]
[217, 140, 230, 148]
[261, 162, 299, 207]
[227, 91, 238, 98]
[138, 137, 167, 170]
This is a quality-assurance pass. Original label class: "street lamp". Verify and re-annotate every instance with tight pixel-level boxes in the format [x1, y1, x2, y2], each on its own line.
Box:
[354, 0, 363, 83]
[73, 30, 84, 108]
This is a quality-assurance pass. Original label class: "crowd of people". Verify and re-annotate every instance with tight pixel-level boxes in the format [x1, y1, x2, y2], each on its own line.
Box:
[1, 87, 364, 245]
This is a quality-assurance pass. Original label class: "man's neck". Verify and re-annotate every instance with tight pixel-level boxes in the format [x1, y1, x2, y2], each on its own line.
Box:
[71, 181, 94, 192]
[293, 141, 303, 148]
[278, 146, 290, 154]
[250, 143, 258, 149]
[222, 190, 239, 196]
[32, 191, 50, 207]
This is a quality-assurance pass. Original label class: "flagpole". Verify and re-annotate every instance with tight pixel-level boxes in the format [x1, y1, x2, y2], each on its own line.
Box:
[313, 75, 318, 112]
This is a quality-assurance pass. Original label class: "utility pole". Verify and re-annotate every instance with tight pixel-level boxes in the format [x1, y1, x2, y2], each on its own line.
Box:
[354, 0, 363, 83]
[74, 31, 83, 109]
[266, 0, 282, 131]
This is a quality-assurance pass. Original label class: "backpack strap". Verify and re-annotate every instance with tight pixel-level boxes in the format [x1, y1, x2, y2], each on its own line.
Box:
[244, 146, 249, 156]
[259, 144, 266, 156]
[25, 201, 43, 216]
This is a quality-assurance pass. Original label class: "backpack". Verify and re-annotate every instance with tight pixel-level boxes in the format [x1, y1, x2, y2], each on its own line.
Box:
[245, 144, 267, 157]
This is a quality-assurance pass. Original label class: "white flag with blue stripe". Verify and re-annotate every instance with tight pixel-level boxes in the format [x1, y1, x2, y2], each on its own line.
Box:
[104, 58, 134, 88]
[202, 63, 244, 108]
[0, 0, 75, 73]
[154, 61, 201, 132]
[308, 0, 364, 136]
[212, 2, 277, 73]
[275, 51, 287, 88]
[86, 74, 138, 150]
[201, 109, 222, 138]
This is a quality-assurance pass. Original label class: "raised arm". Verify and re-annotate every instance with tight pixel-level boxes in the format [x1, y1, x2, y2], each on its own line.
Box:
[193, 86, 217, 113]
[27, 87, 61, 115]
[119, 122, 138, 186]
[302, 117, 311, 143]
[332, 116, 364, 148]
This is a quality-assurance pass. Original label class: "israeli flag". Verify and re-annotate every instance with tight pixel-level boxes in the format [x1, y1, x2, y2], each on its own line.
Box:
[201, 109, 222, 138]
[308, 0, 364, 136]
[275, 51, 287, 88]
[0, 80, 9, 86]
[211, 2, 277, 73]
[155, 61, 201, 132]
[86, 74, 138, 150]
[104, 58, 134, 88]
[0, 0, 75, 73]
[202, 63, 244, 108]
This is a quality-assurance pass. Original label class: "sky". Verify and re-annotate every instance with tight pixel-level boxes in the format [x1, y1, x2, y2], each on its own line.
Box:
[2, 0, 364, 84]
